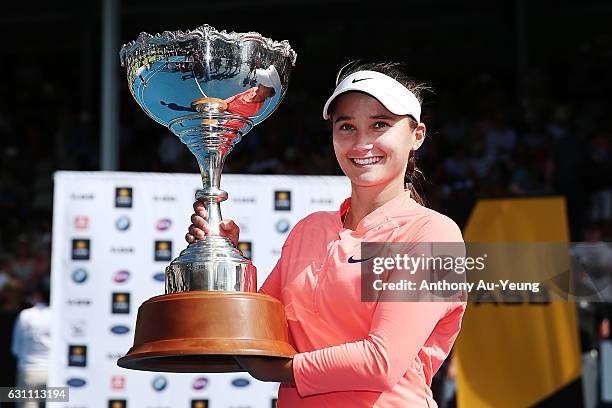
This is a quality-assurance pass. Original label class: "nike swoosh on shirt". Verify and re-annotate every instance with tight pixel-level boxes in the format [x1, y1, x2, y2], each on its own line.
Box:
[347, 255, 375, 263]
[351, 78, 372, 83]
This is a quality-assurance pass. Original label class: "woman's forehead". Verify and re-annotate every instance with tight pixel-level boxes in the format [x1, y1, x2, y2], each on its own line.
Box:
[332, 92, 398, 118]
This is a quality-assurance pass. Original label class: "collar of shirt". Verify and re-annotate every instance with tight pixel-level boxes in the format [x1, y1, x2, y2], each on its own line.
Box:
[336, 189, 414, 236]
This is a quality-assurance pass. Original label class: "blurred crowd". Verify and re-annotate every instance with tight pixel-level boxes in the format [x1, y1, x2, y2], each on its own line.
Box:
[0, 29, 611, 404]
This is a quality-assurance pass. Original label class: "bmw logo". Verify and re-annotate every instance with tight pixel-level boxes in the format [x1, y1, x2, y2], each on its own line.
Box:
[153, 272, 165, 282]
[110, 325, 130, 335]
[231, 377, 250, 388]
[152, 375, 168, 392]
[66, 377, 87, 387]
[192, 377, 209, 390]
[113, 270, 130, 284]
[115, 216, 131, 231]
[275, 218, 291, 234]
[71, 268, 88, 284]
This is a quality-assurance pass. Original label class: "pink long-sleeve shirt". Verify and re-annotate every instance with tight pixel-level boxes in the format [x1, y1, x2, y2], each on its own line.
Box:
[259, 189, 466, 407]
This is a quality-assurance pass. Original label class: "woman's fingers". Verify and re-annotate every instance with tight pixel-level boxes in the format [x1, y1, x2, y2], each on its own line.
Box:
[188, 224, 207, 239]
[190, 213, 207, 228]
[220, 219, 240, 245]
[186, 201, 240, 245]
[193, 201, 208, 219]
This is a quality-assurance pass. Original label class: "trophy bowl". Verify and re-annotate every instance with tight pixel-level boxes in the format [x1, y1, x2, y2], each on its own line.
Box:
[117, 24, 297, 372]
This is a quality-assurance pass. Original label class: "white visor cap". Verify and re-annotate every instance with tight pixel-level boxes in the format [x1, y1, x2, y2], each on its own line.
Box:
[322, 70, 421, 122]
[255, 65, 282, 93]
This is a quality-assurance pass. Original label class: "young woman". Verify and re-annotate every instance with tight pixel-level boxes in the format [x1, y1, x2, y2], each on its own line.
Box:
[186, 61, 467, 407]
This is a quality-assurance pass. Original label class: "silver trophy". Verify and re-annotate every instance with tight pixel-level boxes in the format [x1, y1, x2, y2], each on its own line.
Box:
[117, 24, 297, 372]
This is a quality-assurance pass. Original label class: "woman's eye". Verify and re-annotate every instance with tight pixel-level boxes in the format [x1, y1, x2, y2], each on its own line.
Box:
[339, 123, 354, 131]
[373, 121, 390, 129]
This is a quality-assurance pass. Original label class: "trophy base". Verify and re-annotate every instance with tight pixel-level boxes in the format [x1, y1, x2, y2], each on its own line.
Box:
[117, 291, 296, 373]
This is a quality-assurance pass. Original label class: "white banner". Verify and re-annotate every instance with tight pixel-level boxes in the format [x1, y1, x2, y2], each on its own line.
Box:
[49, 171, 350, 408]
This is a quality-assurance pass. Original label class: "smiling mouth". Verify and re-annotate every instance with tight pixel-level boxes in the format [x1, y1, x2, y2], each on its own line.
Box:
[350, 156, 383, 165]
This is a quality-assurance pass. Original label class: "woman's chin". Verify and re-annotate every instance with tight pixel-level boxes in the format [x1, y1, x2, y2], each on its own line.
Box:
[349, 177, 391, 188]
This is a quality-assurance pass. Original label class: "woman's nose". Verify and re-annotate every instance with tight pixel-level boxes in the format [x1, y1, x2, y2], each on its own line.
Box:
[353, 131, 374, 151]
[353, 142, 374, 152]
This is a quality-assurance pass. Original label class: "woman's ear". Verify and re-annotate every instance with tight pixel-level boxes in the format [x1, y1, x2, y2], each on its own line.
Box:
[412, 122, 427, 151]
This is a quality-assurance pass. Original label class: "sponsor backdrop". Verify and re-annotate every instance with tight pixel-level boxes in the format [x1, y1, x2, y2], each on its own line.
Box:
[49, 171, 350, 408]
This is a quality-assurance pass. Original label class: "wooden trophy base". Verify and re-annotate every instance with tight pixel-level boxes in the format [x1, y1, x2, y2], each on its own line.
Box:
[117, 291, 296, 372]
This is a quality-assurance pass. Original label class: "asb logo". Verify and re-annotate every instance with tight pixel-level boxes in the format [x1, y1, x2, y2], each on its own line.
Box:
[238, 242, 252, 259]
[274, 190, 291, 211]
[71, 268, 88, 284]
[275, 218, 291, 234]
[110, 376, 125, 390]
[70, 192, 94, 201]
[110, 325, 130, 335]
[115, 216, 130, 231]
[154, 240, 172, 261]
[231, 377, 251, 388]
[66, 377, 87, 388]
[110, 246, 134, 254]
[151, 376, 168, 392]
[67, 298, 91, 306]
[111, 293, 130, 314]
[74, 215, 89, 230]
[153, 195, 176, 202]
[192, 377, 209, 391]
[71, 239, 90, 260]
[191, 400, 209, 408]
[115, 187, 133, 208]
[156, 218, 172, 231]
[311, 197, 333, 205]
[108, 400, 126, 408]
[68, 345, 87, 367]
[113, 270, 130, 284]
[153, 272, 165, 283]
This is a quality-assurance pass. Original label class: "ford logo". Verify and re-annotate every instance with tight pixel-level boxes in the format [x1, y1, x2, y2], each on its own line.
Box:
[113, 270, 130, 284]
[110, 325, 130, 335]
[71, 268, 88, 284]
[153, 272, 165, 282]
[156, 218, 172, 231]
[231, 378, 250, 388]
[152, 376, 168, 391]
[66, 377, 87, 387]
[192, 376, 209, 390]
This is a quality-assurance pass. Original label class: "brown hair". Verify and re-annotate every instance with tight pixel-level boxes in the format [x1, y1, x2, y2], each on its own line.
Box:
[332, 61, 429, 206]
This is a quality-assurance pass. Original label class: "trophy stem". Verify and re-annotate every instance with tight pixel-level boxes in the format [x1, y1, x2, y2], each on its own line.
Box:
[171, 111, 252, 239]
[194, 150, 228, 237]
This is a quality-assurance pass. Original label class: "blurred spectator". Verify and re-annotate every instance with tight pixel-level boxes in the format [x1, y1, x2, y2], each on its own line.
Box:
[0, 255, 13, 292]
[10, 236, 36, 286]
[484, 110, 517, 164]
[585, 130, 612, 225]
[548, 125, 589, 241]
[11, 283, 51, 408]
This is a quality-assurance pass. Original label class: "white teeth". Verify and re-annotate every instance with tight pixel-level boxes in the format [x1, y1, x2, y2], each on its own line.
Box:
[351, 156, 382, 165]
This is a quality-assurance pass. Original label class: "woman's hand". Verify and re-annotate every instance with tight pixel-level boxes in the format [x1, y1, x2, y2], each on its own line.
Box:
[185, 200, 240, 245]
[234, 356, 295, 384]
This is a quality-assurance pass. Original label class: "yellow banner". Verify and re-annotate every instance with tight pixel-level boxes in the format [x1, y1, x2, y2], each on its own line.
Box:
[455, 197, 581, 407]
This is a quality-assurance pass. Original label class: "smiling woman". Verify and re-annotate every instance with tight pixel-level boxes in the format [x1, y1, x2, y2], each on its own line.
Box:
[186, 60, 467, 408]
[330, 62, 427, 209]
